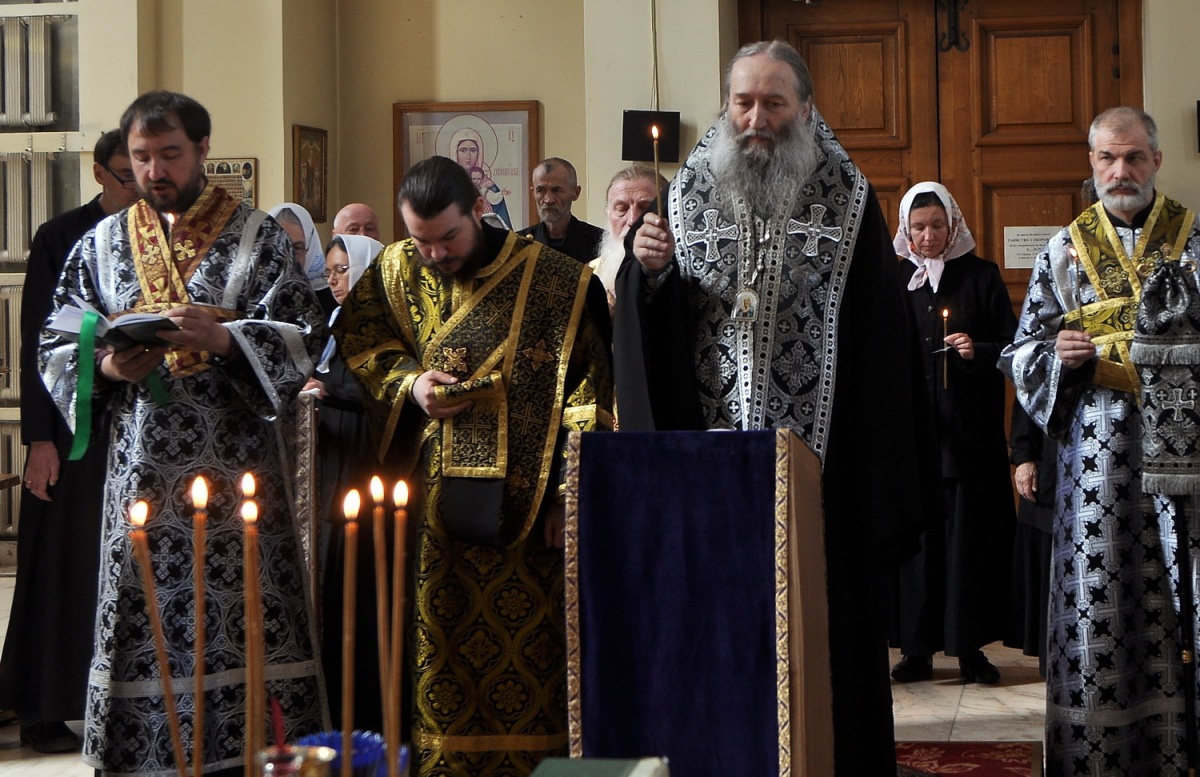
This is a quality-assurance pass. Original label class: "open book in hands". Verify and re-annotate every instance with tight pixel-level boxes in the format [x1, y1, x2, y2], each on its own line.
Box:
[47, 295, 180, 351]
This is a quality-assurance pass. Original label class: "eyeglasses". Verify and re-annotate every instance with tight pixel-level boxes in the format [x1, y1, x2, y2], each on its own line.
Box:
[324, 264, 350, 281]
[104, 165, 137, 189]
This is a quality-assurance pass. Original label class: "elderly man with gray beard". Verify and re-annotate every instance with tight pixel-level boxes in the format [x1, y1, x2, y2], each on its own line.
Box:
[622, 40, 940, 775]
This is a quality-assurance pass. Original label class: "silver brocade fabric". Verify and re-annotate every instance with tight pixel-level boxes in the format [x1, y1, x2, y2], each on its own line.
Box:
[667, 108, 868, 460]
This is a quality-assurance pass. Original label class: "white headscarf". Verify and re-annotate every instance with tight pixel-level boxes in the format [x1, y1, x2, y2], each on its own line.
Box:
[268, 202, 328, 291]
[893, 182, 976, 293]
[316, 234, 384, 372]
[335, 234, 384, 293]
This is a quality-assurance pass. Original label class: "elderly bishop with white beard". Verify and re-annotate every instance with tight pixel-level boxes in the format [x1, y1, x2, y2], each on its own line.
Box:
[619, 40, 940, 776]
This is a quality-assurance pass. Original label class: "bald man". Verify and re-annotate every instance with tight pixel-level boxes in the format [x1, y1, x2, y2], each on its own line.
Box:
[332, 202, 381, 240]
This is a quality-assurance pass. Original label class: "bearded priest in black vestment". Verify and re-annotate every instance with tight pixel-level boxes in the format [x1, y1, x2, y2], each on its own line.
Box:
[621, 40, 940, 776]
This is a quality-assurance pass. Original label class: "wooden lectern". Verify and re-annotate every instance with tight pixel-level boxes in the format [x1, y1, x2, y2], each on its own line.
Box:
[563, 429, 833, 777]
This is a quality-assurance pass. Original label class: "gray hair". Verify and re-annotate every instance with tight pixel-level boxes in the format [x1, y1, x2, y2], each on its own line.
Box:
[1089, 107, 1158, 152]
[535, 157, 578, 188]
[723, 40, 814, 108]
[605, 165, 666, 201]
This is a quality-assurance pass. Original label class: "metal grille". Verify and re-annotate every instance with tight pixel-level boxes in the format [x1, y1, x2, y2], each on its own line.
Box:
[0, 151, 55, 262]
[0, 415, 22, 538]
[0, 16, 58, 128]
[0, 283, 19, 403]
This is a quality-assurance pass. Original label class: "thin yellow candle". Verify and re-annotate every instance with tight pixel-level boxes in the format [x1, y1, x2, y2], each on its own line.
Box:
[130, 501, 189, 777]
[387, 481, 409, 777]
[369, 477, 393, 756]
[190, 477, 208, 777]
[241, 499, 265, 777]
[342, 490, 361, 777]
[651, 124, 662, 216]
[942, 308, 950, 389]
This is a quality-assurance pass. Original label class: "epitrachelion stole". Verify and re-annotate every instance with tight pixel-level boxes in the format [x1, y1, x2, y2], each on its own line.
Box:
[1132, 241, 1200, 495]
[563, 430, 833, 777]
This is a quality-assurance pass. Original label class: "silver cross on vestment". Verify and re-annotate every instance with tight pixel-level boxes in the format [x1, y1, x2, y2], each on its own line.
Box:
[684, 208, 739, 265]
[788, 204, 843, 257]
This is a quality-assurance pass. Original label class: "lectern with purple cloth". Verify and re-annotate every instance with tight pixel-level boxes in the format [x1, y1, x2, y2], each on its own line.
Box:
[563, 429, 833, 776]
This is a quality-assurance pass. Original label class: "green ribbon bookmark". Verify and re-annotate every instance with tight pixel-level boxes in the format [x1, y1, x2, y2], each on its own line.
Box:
[67, 311, 99, 461]
[67, 312, 171, 461]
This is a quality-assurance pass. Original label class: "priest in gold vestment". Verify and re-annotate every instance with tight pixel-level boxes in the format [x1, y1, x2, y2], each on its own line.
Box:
[335, 156, 613, 776]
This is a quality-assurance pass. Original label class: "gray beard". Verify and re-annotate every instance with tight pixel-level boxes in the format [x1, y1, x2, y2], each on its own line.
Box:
[708, 113, 821, 216]
[1095, 174, 1155, 218]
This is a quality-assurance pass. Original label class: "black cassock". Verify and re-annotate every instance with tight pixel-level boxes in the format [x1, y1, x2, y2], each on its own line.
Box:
[0, 195, 110, 722]
[889, 254, 1017, 658]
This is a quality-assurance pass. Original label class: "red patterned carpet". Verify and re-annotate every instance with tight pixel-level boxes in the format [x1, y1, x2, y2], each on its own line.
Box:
[896, 741, 1043, 776]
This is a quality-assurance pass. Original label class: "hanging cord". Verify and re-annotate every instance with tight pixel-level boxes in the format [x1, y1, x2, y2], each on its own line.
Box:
[650, 0, 660, 110]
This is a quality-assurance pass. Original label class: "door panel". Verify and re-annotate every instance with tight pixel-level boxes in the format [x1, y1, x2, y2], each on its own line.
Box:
[739, 0, 1142, 311]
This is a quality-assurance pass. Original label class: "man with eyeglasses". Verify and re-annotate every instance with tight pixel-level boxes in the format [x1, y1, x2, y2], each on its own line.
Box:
[0, 129, 140, 754]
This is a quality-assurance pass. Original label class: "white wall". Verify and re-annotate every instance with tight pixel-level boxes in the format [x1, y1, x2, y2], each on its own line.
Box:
[1142, 1, 1200, 210]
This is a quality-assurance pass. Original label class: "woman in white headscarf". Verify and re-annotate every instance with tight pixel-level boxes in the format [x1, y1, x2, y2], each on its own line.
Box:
[888, 181, 1019, 686]
[303, 234, 396, 733]
[269, 202, 334, 313]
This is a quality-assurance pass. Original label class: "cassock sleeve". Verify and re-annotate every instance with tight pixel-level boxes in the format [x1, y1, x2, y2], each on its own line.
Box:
[333, 251, 427, 473]
[20, 222, 74, 445]
[820, 186, 944, 552]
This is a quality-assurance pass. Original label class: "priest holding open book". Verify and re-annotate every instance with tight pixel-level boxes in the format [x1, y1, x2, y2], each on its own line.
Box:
[38, 91, 327, 776]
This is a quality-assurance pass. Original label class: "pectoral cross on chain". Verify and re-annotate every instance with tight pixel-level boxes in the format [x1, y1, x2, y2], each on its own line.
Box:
[684, 208, 739, 264]
[787, 204, 843, 257]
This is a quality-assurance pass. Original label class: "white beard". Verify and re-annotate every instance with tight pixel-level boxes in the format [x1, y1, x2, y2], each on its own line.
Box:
[708, 111, 822, 216]
[590, 228, 627, 295]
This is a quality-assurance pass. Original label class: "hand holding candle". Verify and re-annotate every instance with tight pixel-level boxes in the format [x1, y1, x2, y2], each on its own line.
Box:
[190, 477, 208, 777]
[131, 501, 189, 777]
[651, 124, 662, 217]
[341, 490, 361, 777]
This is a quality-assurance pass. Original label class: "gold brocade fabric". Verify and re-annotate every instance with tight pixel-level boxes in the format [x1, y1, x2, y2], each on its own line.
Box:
[335, 232, 612, 776]
[1065, 196, 1195, 393]
[126, 183, 241, 377]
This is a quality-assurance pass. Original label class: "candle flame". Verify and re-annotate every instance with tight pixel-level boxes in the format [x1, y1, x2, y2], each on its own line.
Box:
[191, 476, 209, 510]
[942, 308, 949, 320]
[394, 480, 409, 508]
[370, 475, 384, 504]
[651, 124, 659, 140]
[343, 489, 361, 521]
[241, 473, 256, 499]
[241, 500, 258, 524]
[130, 500, 149, 528]
[165, 213, 175, 227]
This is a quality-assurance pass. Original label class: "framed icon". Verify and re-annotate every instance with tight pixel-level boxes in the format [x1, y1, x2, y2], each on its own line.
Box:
[292, 125, 328, 222]
[393, 100, 540, 239]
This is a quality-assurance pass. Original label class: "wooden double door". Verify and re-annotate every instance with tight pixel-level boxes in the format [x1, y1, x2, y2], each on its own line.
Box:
[739, 0, 1143, 307]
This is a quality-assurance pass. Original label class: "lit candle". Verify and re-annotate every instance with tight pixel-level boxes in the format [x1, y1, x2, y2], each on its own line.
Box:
[242, 499, 264, 777]
[190, 477, 208, 777]
[942, 308, 950, 389]
[369, 476, 393, 758]
[241, 472, 256, 500]
[130, 501, 189, 777]
[650, 124, 662, 216]
[387, 481, 409, 777]
[342, 490, 361, 777]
